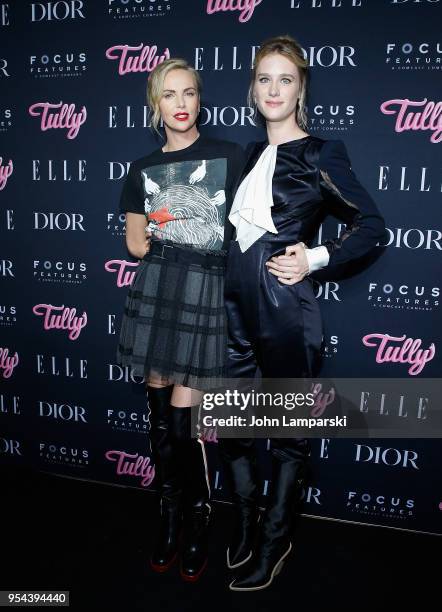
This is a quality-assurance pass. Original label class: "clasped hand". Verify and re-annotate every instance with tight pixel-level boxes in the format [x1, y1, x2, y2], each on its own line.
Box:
[265, 242, 309, 285]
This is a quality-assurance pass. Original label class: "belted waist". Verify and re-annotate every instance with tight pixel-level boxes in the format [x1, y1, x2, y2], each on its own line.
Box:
[145, 239, 227, 269]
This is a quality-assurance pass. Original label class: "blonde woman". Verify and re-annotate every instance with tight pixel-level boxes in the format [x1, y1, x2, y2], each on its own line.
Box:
[116, 58, 244, 582]
[221, 35, 385, 591]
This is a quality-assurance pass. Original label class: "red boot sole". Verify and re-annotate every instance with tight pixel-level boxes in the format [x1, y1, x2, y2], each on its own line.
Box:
[180, 558, 208, 582]
[150, 553, 178, 573]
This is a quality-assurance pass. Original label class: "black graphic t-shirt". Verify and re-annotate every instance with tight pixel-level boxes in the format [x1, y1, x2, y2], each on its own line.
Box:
[119, 136, 245, 250]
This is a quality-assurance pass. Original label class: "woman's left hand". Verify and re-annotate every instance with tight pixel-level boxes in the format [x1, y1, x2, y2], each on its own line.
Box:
[265, 242, 309, 285]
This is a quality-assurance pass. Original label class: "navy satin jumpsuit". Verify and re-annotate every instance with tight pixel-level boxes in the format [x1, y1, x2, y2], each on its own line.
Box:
[223, 135, 385, 461]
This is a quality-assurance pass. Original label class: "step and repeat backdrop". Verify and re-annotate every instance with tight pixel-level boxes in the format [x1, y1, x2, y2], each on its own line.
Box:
[1, 0, 441, 535]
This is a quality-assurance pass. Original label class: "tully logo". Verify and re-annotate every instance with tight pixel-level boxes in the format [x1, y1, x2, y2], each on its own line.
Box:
[105, 259, 139, 287]
[380, 98, 442, 144]
[0, 347, 19, 378]
[32, 304, 88, 340]
[28, 102, 87, 139]
[362, 332, 436, 376]
[0, 157, 13, 190]
[105, 450, 155, 487]
[206, 0, 263, 23]
[105, 43, 170, 75]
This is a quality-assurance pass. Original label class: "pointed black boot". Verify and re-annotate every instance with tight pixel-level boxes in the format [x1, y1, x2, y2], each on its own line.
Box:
[170, 406, 211, 582]
[147, 385, 182, 573]
[219, 439, 260, 569]
[229, 441, 309, 591]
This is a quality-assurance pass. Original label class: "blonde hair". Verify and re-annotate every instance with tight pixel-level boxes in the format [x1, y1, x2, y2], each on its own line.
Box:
[147, 58, 202, 135]
[248, 35, 309, 130]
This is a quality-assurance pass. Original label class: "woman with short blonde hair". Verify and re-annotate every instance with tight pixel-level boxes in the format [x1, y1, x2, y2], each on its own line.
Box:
[116, 57, 244, 582]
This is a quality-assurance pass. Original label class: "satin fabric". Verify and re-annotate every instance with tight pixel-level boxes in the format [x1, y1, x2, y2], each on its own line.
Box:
[226, 136, 327, 379]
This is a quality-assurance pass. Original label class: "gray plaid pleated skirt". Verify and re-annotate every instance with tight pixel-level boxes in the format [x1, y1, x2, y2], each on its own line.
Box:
[116, 238, 227, 391]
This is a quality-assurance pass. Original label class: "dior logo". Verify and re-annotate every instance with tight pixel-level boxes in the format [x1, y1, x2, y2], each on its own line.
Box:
[379, 227, 442, 250]
[31, 1, 85, 21]
[305, 46, 356, 67]
[0, 58, 9, 76]
[354, 444, 419, 469]
[311, 280, 341, 301]
[33, 212, 85, 231]
[39, 401, 87, 422]
[0, 260, 14, 277]
[108, 364, 145, 383]
[0, 438, 22, 455]
[108, 162, 131, 180]
[1, 3, 10, 26]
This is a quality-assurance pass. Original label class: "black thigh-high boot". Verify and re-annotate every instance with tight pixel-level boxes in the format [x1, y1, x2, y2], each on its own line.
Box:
[147, 385, 182, 572]
[218, 438, 260, 569]
[229, 438, 310, 591]
[170, 405, 211, 582]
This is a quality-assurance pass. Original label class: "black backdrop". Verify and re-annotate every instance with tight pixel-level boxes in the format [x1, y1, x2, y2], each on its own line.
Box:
[1, 0, 441, 535]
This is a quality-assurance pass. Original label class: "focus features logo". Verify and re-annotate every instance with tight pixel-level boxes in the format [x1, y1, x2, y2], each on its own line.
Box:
[385, 42, 442, 70]
[346, 490, 414, 519]
[29, 52, 87, 78]
[108, 0, 173, 19]
[39, 442, 89, 466]
[368, 282, 439, 312]
[307, 103, 356, 132]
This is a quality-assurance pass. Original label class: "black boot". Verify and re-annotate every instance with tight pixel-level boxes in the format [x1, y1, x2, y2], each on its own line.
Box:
[170, 406, 211, 582]
[219, 438, 260, 569]
[147, 385, 182, 573]
[229, 440, 309, 591]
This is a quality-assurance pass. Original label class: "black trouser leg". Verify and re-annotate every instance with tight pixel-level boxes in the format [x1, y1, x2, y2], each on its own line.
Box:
[169, 405, 211, 582]
[147, 385, 182, 572]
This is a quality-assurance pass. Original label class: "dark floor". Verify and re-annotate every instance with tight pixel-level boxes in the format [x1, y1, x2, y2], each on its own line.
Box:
[1, 463, 439, 611]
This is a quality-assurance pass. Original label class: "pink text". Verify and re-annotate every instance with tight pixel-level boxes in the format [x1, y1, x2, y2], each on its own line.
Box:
[362, 332, 436, 376]
[105, 259, 139, 287]
[206, 0, 263, 22]
[380, 98, 442, 144]
[0, 348, 19, 379]
[32, 304, 87, 340]
[105, 450, 155, 487]
[105, 43, 170, 76]
[29, 102, 87, 139]
[0, 157, 13, 191]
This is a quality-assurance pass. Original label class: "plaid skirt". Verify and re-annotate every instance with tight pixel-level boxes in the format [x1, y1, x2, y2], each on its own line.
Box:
[116, 239, 227, 391]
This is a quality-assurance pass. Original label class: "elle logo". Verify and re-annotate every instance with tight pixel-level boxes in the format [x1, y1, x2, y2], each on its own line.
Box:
[29, 102, 87, 139]
[1, 3, 9, 26]
[206, 0, 263, 23]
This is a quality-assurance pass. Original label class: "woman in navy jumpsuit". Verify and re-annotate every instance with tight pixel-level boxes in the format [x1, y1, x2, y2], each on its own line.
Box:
[221, 36, 386, 591]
